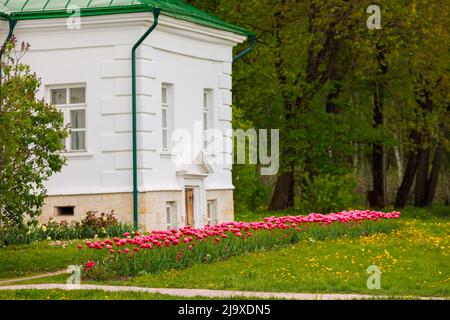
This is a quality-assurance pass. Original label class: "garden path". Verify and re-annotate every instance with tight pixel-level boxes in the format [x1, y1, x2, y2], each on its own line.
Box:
[0, 271, 67, 285]
[0, 284, 445, 300]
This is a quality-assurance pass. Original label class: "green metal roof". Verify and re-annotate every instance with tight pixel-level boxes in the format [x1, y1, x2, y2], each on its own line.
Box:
[0, 0, 252, 36]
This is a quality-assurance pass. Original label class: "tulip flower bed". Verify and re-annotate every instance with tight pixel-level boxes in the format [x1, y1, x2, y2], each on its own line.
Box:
[78, 210, 400, 278]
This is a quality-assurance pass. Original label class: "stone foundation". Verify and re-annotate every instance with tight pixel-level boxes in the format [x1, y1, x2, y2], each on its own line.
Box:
[41, 192, 134, 225]
[206, 189, 234, 223]
[41, 189, 234, 231]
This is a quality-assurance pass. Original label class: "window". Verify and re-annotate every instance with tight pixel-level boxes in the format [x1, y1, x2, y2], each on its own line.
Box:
[161, 84, 173, 152]
[206, 200, 218, 226]
[166, 201, 178, 231]
[50, 86, 87, 152]
[56, 206, 75, 216]
[203, 90, 213, 149]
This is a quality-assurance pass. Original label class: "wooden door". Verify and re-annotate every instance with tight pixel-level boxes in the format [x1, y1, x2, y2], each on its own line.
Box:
[185, 188, 195, 227]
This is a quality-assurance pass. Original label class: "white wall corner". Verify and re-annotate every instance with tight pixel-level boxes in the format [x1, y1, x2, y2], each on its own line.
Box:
[222, 62, 232, 75]
[219, 105, 232, 121]
[221, 89, 232, 106]
[218, 74, 232, 90]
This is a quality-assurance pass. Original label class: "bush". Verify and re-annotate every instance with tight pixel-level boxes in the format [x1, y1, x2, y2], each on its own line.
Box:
[300, 173, 359, 213]
[0, 211, 133, 246]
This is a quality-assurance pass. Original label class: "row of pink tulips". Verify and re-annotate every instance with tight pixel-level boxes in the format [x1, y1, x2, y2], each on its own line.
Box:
[77, 210, 400, 276]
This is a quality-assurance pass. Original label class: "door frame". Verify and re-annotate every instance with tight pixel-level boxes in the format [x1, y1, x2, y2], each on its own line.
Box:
[184, 187, 196, 227]
[182, 180, 205, 228]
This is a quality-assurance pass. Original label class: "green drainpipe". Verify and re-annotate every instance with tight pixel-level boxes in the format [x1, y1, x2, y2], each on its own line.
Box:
[0, 16, 17, 104]
[233, 34, 255, 63]
[0, 16, 17, 58]
[131, 8, 161, 229]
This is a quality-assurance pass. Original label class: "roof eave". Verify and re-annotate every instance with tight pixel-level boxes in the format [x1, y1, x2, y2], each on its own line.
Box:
[1, 6, 253, 37]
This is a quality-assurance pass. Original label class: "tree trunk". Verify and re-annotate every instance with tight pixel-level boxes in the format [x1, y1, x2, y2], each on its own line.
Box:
[269, 3, 296, 211]
[425, 121, 448, 206]
[369, 44, 388, 208]
[394, 145, 403, 181]
[444, 158, 450, 206]
[269, 170, 295, 210]
[413, 86, 435, 207]
[395, 146, 419, 208]
[425, 141, 444, 206]
[414, 147, 430, 207]
[369, 81, 385, 208]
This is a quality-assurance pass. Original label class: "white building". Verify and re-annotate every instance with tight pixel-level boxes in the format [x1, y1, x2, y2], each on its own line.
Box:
[0, 0, 253, 230]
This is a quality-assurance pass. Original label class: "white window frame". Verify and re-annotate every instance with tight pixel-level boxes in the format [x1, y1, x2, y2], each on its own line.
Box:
[206, 199, 218, 226]
[161, 84, 174, 153]
[203, 89, 214, 150]
[48, 84, 87, 153]
[166, 201, 178, 231]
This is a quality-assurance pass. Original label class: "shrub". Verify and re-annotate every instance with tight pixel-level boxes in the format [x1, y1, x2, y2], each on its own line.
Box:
[0, 211, 133, 246]
[300, 173, 359, 213]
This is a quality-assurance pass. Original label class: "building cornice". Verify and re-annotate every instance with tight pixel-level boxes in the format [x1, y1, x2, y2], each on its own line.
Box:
[6, 12, 247, 46]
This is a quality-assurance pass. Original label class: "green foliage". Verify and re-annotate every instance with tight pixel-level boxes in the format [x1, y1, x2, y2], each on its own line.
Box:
[186, 0, 450, 209]
[232, 106, 270, 212]
[0, 39, 67, 227]
[299, 174, 359, 213]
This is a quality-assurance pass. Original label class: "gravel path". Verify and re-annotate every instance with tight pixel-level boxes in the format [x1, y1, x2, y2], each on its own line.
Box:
[0, 283, 445, 300]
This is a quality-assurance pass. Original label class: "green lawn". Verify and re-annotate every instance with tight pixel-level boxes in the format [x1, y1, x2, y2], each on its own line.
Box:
[0, 289, 240, 300]
[0, 240, 79, 279]
[1, 207, 449, 298]
[101, 218, 448, 297]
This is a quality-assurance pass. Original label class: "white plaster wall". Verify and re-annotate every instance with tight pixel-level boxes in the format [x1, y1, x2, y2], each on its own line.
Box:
[1, 12, 244, 197]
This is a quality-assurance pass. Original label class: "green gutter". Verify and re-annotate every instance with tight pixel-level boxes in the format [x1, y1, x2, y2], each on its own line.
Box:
[131, 7, 161, 229]
[0, 15, 16, 98]
[0, 15, 16, 65]
[9, 5, 150, 21]
[233, 34, 255, 63]
[0, 3, 252, 36]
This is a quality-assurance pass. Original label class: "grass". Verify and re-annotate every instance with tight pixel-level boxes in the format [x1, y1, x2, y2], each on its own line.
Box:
[97, 218, 448, 297]
[0, 240, 79, 279]
[1, 206, 448, 298]
[0, 289, 255, 300]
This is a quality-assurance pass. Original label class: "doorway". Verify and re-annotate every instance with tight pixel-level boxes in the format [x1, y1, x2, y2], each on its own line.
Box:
[185, 188, 195, 227]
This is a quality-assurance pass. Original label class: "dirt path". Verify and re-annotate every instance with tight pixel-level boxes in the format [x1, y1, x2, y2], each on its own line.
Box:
[0, 271, 66, 285]
[0, 283, 445, 300]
